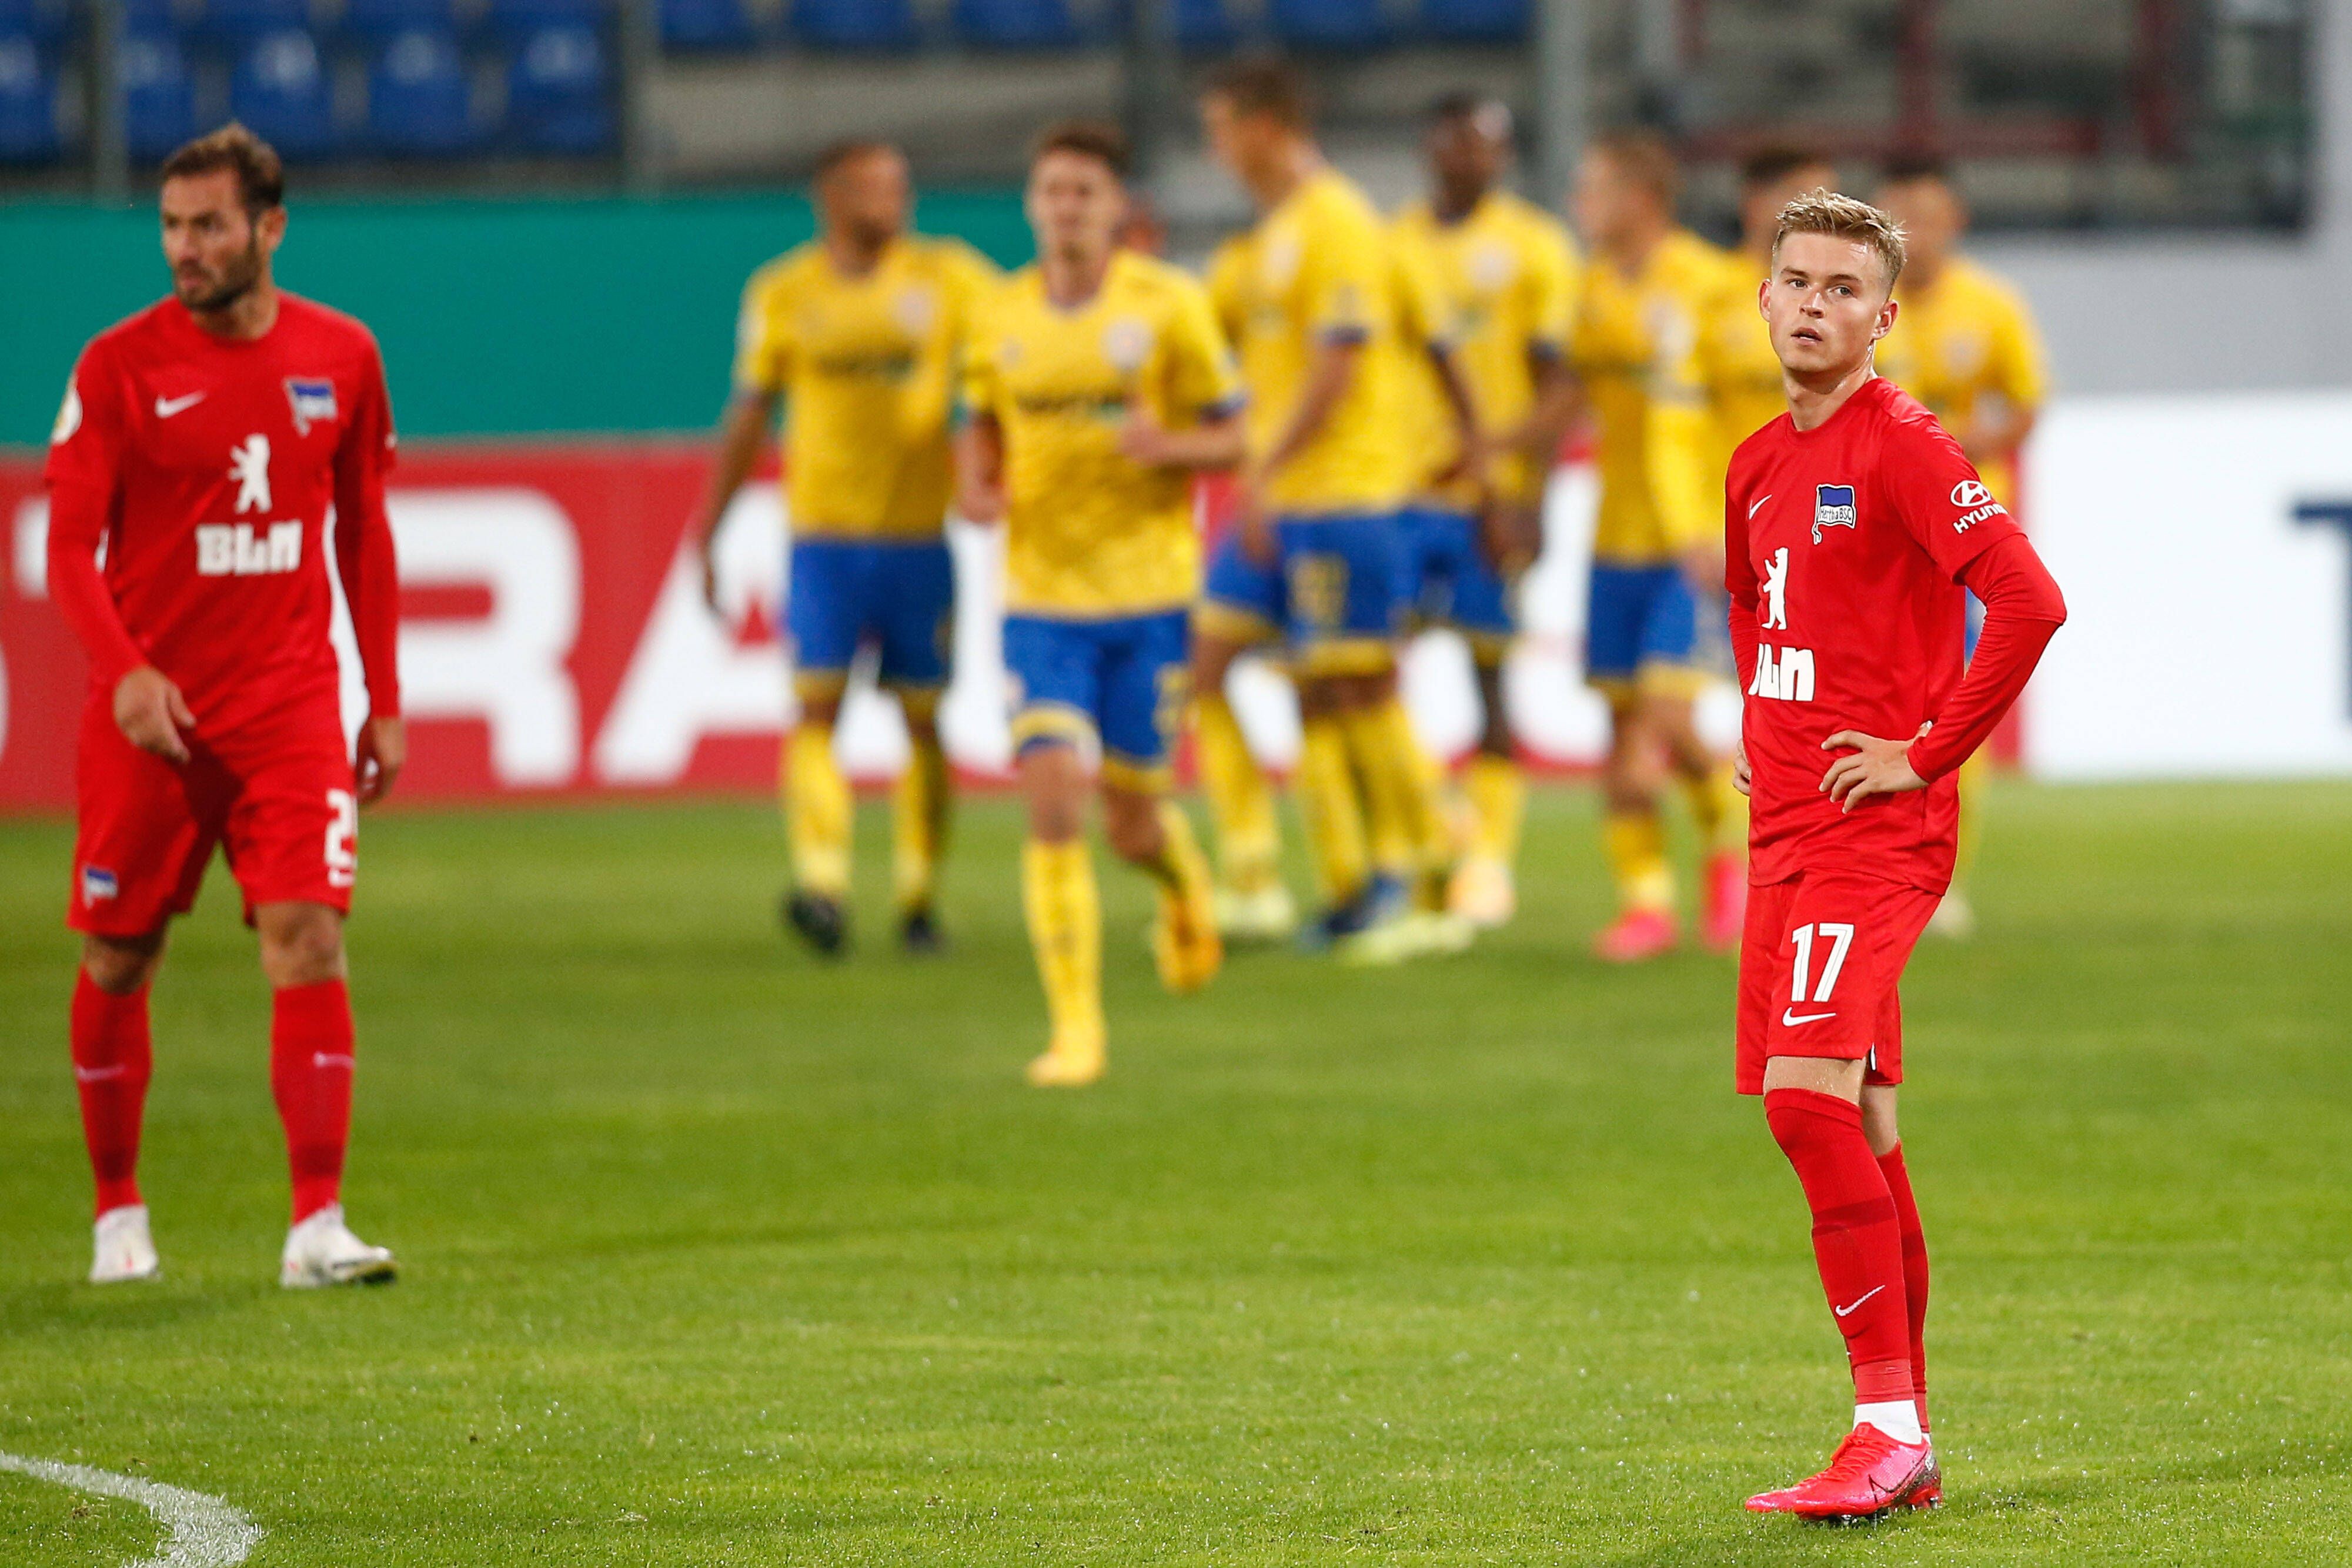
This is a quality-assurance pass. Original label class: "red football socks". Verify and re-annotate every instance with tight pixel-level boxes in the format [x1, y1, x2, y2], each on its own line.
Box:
[71, 972, 153, 1217]
[1763, 1088, 1913, 1406]
[271, 979, 356, 1223]
[1877, 1142, 1932, 1426]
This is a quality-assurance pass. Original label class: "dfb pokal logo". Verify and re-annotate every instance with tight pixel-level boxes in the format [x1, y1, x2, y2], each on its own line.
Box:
[1812, 484, 1857, 543]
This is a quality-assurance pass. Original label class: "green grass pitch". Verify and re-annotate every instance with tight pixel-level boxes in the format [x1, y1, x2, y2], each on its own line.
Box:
[2, 780, 2349, 1564]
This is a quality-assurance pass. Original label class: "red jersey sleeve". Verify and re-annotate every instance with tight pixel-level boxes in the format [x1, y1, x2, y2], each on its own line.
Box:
[1907, 533, 2066, 780]
[1877, 410, 2026, 581]
[333, 340, 402, 719]
[42, 341, 148, 688]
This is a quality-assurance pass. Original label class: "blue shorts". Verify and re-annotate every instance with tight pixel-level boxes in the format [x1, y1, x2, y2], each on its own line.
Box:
[1398, 504, 1512, 653]
[1004, 610, 1190, 789]
[787, 536, 954, 698]
[1199, 513, 1403, 674]
[1585, 561, 1701, 696]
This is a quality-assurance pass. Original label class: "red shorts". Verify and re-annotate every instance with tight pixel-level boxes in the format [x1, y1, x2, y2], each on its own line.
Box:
[1734, 868, 1943, 1095]
[70, 696, 358, 937]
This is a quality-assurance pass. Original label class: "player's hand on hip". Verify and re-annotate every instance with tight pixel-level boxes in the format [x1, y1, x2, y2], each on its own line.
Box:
[1819, 724, 1930, 813]
[1732, 738, 1752, 798]
[1680, 543, 1726, 599]
[356, 715, 407, 804]
[114, 666, 193, 764]
[1235, 477, 1276, 565]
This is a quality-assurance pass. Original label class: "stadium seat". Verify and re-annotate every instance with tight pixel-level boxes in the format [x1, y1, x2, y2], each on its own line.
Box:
[660, 0, 757, 49]
[1267, 0, 1383, 48]
[952, 0, 1081, 50]
[1171, 0, 1237, 49]
[367, 27, 476, 153]
[228, 29, 339, 157]
[790, 0, 918, 52]
[203, 0, 312, 41]
[506, 24, 610, 152]
[0, 32, 59, 162]
[342, 0, 458, 40]
[1418, 0, 1521, 40]
[121, 31, 199, 159]
[0, 0, 67, 45]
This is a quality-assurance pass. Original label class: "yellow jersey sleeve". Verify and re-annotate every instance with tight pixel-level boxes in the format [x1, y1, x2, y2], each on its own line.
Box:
[1297, 201, 1384, 346]
[731, 262, 792, 397]
[1986, 280, 2049, 413]
[1639, 275, 1715, 553]
[1521, 213, 1579, 359]
[1160, 275, 1244, 418]
[959, 279, 1005, 422]
[1206, 235, 1252, 345]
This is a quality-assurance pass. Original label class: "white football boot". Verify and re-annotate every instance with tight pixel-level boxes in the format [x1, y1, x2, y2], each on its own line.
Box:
[279, 1204, 397, 1288]
[89, 1204, 161, 1284]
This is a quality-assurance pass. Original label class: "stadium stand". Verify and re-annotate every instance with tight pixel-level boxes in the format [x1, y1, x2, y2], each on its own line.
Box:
[366, 27, 476, 153]
[789, 0, 920, 52]
[342, 0, 462, 42]
[0, 31, 59, 161]
[953, 0, 1084, 52]
[507, 22, 612, 149]
[228, 28, 338, 157]
[660, 0, 760, 52]
[121, 29, 199, 158]
[203, 0, 315, 44]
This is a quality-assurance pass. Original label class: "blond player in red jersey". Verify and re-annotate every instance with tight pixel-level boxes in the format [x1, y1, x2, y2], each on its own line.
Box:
[1724, 192, 2066, 1519]
[46, 125, 404, 1289]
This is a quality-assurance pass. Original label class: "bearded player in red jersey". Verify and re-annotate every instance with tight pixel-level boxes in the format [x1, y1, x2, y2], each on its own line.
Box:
[1724, 192, 2066, 1519]
[46, 125, 404, 1290]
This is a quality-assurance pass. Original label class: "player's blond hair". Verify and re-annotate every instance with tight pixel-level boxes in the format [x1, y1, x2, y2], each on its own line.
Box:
[1772, 189, 1907, 292]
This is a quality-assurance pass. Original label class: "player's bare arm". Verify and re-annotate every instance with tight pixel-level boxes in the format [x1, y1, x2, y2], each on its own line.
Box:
[690, 390, 778, 614]
[1117, 406, 1245, 472]
[1240, 336, 1359, 560]
[953, 412, 1008, 522]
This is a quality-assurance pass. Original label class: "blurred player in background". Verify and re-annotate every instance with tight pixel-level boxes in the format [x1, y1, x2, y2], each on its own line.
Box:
[1389, 92, 1582, 931]
[693, 141, 997, 958]
[1718, 145, 1840, 456]
[957, 122, 1240, 1086]
[1568, 131, 1746, 962]
[1874, 155, 2049, 940]
[1194, 61, 1463, 955]
[1729, 192, 2064, 1519]
[48, 125, 402, 1289]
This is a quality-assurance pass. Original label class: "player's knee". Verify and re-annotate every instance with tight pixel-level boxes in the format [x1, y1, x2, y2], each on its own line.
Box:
[257, 904, 346, 988]
[1191, 637, 1237, 692]
[1018, 747, 1087, 843]
[798, 698, 843, 731]
[81, 932, 165, 995]
[1102, 793, 1162, 864]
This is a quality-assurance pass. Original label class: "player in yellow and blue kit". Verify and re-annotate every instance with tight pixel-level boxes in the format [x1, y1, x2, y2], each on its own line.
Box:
[957, 122, 1242, 1086]
[1192, 61, 1471, 955]
[1568, 131, 1749, 962]
[1391, 92, 1582, 930]
[690, 140, 996, 958]
[1876, 153, 2049, 939]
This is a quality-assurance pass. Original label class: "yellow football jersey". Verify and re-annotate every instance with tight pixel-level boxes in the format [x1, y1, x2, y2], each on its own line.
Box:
[1877, 258, 2047, 502]
[1571, 228, 1738, 563]
[1208, 168, 1417, 516]
[1707, 245, 1786, 474]
[1391, 191, 1582, 508]
[734, 235, 998, 539]
[963, 250, 1242, 618]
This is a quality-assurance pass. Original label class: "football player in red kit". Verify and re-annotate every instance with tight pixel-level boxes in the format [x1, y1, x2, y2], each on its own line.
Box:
[1724, 191, 2066, 1518]
[46, 124, 405, 1289]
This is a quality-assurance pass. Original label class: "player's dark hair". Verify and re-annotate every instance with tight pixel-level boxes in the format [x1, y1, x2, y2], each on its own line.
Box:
[1203, 57, 1313, 131]
[159, 122, 284, 214]
[1031, 119, 1130, 179]
[1740, 142, 1832, 193]
[1591, 128, 1681, 208]
[1880, 150, 1953, 188]
[1429, 89, 1507, 128]
[813, 139, 900, 182]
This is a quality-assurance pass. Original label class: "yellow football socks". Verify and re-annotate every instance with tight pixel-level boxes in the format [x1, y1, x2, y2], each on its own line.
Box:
[1465, 753, 1524, 865]
[1194, 691, 1281, 894]
[1603, 808, 1676, 914]
[1022, 837, 1103, 1047]
[893, 726, 951, 914]
[785, 721, 851, 897]
[1293, 714, 1369, 907]
[1683, 761, 1747, 857]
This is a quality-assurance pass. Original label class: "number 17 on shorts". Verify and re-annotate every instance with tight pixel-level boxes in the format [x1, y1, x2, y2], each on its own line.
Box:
[1735, 870, 1945, 1093]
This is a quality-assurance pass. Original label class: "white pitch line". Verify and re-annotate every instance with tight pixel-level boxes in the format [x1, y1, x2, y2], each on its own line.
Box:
[0, 1450, 263, 1567]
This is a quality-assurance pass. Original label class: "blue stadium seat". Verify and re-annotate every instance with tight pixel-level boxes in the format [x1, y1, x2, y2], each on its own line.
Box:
[228, 29, 338, 156]
[1267, 0, 1382, 48]
[203, 0, 312, 41]
[367, 27, 476, 153]
[1419, 0, 1521, 40]
[952, 0, 1080, 49]
[120, 31, 199, 159]
[506, 24, 609, 152]
[342, 0, 457, 40]
[790, 0, 918, 51]
[119, 0, 187, 38]
[1172, 0, 1236, 49]
[0, 33, 60, 162]
[0, 0, 68, 46]
[484, 0, 600, 38]
[660, 0, 757, 49]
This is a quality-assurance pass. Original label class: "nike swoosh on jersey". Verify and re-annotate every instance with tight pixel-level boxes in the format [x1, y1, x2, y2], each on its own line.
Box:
[1781, 1008, 1838, 1026]
[1748, 494, 1772, 519]
[1833, 1284, 1885, 1318]
[155, 392, 206, 417]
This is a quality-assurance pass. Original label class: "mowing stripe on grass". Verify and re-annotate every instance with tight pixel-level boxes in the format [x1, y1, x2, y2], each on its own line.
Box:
[0, 1450, 263, 1567]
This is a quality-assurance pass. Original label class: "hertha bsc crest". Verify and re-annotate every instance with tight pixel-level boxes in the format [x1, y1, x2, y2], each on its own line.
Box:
[1812, 484, 1857, 543]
